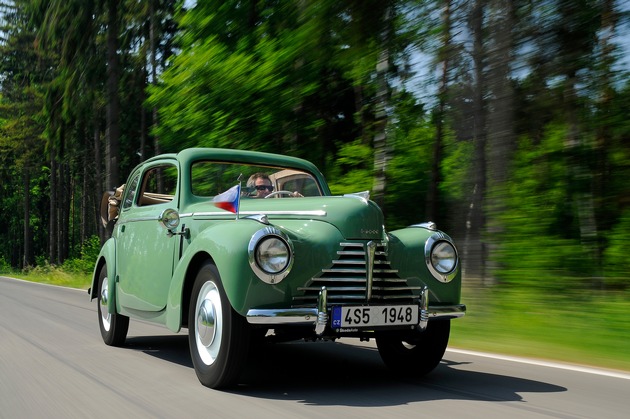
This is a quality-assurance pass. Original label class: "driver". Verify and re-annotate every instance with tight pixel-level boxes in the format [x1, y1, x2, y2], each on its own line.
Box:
[246, 172, 274, 198]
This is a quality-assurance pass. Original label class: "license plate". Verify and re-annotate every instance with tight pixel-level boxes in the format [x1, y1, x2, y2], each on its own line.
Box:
[331, 305, 419, 329]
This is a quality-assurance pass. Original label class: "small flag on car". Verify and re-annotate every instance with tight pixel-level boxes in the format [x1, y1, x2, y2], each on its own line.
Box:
[212, 184, 241, 215]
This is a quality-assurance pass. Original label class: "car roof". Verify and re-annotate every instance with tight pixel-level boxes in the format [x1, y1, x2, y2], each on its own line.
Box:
[136, 148, 331, 197]
[176, 148, 321, 172]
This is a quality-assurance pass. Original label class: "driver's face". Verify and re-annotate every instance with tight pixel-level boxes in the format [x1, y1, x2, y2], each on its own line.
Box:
[254, 178, 273, 198]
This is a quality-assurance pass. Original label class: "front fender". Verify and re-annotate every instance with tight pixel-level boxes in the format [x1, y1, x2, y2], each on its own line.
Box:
[388, 227, 462, 304]
[165, 220, 264, 332]
[90, 238, 117, 316]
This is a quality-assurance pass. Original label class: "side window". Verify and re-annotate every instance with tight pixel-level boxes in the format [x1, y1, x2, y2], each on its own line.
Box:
[138, 164, 178, 206]
[122, 174, 141, 209]
[191, 161, 243, 197]
[279, 176, 320, 197]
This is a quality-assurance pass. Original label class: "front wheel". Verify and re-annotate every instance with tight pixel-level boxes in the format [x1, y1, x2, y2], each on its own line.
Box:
[188, 261, 250, 389]
[376, 320, 450, 376]
[97, 263, 129, 346]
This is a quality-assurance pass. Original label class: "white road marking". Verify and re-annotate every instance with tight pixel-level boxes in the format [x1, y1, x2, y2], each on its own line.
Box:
[447, 348, 630, 380]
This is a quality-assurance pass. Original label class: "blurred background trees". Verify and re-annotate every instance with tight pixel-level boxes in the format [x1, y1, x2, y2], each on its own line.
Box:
[1, 0, 629, 289]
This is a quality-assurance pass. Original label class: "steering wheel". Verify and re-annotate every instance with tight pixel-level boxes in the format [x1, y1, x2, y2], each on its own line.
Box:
[265, 190, 300, 198]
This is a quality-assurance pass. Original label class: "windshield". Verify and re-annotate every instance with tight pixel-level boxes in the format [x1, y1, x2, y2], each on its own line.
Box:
[191, 161, 323, 198]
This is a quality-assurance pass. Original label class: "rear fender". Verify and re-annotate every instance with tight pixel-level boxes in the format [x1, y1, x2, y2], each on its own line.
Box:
[90, 239, 117, 316]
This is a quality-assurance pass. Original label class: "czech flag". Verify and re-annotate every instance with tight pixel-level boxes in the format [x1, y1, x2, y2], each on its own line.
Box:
[213, 184, 241, 214]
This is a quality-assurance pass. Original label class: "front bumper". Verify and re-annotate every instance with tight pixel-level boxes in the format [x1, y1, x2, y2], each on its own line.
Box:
[245, 286, 466, 335]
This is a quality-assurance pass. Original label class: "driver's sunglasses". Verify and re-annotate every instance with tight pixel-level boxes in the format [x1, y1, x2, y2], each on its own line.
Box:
[255, 185, 274, 191]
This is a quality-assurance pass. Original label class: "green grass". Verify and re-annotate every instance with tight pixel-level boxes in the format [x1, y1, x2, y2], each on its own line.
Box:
[450, 285, 630, 372]
[5, 268, 629, 372]
[5, 265, 92, 290]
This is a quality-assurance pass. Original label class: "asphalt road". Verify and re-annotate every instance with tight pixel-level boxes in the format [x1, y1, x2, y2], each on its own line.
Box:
[1, 276, 629, 419]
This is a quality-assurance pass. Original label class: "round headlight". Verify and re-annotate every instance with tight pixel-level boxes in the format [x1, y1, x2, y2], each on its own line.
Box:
[255, 237, 290, 274]
[248, 227, 294, 284]
[431, 241, 457, 274]
[424, 234, 458, 283]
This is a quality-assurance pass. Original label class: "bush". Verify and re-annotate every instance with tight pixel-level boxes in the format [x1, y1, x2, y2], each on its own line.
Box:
[62, 235, 100, 274]
[0, 256, 11, 274]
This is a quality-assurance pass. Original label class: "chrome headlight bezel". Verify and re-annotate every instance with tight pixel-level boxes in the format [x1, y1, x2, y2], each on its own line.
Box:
[424, 233, 459, 283]
[248, 227, 294, 284]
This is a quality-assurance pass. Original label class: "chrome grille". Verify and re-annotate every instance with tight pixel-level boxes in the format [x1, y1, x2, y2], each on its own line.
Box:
[292, 241, 422, 307]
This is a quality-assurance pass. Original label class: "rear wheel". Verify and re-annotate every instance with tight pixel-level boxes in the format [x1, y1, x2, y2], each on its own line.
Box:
[188, 261, 250, 389]
[376, 320, 450, 376]
[97, 263, 129, 346]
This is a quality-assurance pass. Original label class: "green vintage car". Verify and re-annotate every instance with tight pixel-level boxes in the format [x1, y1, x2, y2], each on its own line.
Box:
[90, 148, 465, 388]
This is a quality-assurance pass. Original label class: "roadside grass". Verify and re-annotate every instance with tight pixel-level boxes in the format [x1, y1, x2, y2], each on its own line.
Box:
[6, 265, 92, 290]
[450, 285, 630, 372]
[4, 268, 629, 372]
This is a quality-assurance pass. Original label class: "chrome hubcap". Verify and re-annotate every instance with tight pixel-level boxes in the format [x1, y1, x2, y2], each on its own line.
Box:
[195, 281, 222, 366]
[197, 299, 217, 347]
[100, 277, 111, 331]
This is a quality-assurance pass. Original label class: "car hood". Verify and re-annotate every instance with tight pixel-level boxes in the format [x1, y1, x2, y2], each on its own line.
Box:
[189, 195, 385, 240]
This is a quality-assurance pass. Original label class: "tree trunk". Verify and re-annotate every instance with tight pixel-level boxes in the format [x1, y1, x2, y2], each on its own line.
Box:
[94, 115, 105, 243]
[23, 169, 32, 268]
[81, 143, 88, 242]
[58, 161, 69, 264]
[485, 0, 515, 282]
[565, 72, 600, 287]
[371, 3, 392, 209]
[49, 149, 58, 265]
[427, 0, 452, 223]
[106, 0, 121, 190]
[595, 0, 617, 287]
[464, 0, 487, 282]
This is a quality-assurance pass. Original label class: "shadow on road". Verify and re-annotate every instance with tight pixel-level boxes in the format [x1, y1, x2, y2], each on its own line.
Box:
[124, 334, 567, 407]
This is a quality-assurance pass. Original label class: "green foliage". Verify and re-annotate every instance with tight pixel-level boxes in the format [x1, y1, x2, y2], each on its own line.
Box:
[383, 112, 434, 229]
[0, 256, 11, 274]
[61, 235, 100, 274]
[327, 140, 373, 195]
[603, 210, 630, 288]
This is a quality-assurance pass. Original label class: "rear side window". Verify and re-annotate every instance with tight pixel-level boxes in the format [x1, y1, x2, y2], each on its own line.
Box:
[138, 164, 178, 206]
[122, 174, 140, 209]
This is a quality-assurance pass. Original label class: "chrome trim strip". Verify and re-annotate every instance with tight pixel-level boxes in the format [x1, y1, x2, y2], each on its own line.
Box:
[418, 286, 429, 331]
[118, 216, 161, 224]
[246, 308, 318, 325]
[411, 221, 437, 231]
[315, 287, 328, 335]
[428, 304, 466, 318]
[366, 241, 376, 301]
[187, 210, 327, 218]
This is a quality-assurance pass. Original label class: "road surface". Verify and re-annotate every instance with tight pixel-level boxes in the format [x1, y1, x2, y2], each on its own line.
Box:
[1, 276, 628, 418]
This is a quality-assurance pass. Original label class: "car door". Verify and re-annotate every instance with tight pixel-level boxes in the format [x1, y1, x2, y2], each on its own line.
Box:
[116, 161, 179, 312]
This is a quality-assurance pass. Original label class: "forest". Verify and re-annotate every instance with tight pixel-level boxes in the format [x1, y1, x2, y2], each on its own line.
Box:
[1, 0, 629, 291]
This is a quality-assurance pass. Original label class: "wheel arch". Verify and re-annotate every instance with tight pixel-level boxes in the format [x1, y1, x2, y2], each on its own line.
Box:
[166, 250, 216, 333]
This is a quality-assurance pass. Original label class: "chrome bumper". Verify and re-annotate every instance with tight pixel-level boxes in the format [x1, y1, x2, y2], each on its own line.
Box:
[245, 286, 466, 334]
